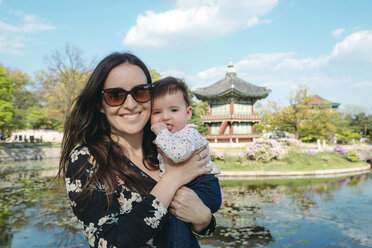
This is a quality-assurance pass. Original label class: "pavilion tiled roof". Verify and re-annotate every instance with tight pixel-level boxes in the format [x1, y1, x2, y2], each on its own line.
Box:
[193, 62, 271, 101]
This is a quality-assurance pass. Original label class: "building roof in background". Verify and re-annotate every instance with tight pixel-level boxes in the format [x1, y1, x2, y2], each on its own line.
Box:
[308, 95, 340, 108]
[194, 60, 271, 101]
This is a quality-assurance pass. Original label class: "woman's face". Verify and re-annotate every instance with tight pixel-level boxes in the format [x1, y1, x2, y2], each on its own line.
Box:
[101, 63, 151, 137]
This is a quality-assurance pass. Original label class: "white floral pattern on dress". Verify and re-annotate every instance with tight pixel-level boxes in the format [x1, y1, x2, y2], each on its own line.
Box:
[65, 177, 82, 193]
[81, 222, 97, 247]
[144, 198, 167, 229]
[117, 191, 143, 214]
[70, 146, 91, 162]
[98, 215, 110, 226]
[98, 238, 108, 248]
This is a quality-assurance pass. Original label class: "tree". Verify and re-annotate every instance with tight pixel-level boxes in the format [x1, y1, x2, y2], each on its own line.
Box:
[0, 65, 15, 136]
[190, 101, 209, 135]
[37, 44, 93, 120]
[188, 89, 209, 135]
[346, 112, 372, 137]
[258, 86, 312, 139]
[258, 85, 344, 140]
[7, 68, 40, 130]
[299, 107, 340, 141]
[24, 106, 63, 130]
[149, 69, 161, 82]
[283, 85, 313, 139]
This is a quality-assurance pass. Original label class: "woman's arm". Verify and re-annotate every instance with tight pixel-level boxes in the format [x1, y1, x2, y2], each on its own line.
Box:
[66, 147, 169, 247]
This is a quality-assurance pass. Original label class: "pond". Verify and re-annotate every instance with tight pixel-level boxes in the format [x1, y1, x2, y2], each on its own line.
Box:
[0, 159, 371, 248]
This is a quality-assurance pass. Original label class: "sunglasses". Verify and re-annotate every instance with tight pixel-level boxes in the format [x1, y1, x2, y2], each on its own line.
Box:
[102, 84, 153, 107]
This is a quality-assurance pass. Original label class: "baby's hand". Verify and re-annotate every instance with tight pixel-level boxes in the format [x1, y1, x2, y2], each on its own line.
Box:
[151, 122, 168, 135]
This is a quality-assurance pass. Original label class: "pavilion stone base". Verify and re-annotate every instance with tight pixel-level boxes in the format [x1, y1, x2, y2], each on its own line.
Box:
[205, 135, 260, 144]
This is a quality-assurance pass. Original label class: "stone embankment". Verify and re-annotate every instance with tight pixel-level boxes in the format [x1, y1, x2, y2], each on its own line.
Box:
[218, 165, 371, 180]
[0, 148, 60, 163]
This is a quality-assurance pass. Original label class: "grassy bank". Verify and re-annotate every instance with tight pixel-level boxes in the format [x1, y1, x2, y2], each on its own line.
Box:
[214, 151, 370, 171]
[219, 175, 355, 188]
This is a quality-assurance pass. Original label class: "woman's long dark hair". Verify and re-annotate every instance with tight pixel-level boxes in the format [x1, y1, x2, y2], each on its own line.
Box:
[58, 52, 158, 209]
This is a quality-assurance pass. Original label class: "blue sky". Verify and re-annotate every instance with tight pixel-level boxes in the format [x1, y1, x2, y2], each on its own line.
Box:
[1, 0, 372, 112]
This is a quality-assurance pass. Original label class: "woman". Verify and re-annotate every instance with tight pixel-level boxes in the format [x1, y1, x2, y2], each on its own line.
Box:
[58, 52, 215, 247]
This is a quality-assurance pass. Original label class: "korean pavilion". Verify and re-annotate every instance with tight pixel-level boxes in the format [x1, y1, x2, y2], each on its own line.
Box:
[193, 60, 271, 143]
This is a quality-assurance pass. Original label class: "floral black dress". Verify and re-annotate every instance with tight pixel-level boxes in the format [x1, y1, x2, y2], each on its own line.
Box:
[65, 146, 170, 248]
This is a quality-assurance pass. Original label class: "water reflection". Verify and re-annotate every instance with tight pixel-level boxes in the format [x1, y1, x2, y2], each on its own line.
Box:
[0, 159, 371, 248]
[199, 173, 372, 247]
[0, 159, 86, 248]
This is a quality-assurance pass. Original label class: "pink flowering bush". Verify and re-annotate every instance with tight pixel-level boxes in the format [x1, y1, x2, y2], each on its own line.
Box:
[306, 149, 317, 156]
[333, 145, 347, 156]
[210, 147, 225, 161]
[278, 138, 303, 147]
[321, 155, 330, 161]
[246, 138, 285, 162]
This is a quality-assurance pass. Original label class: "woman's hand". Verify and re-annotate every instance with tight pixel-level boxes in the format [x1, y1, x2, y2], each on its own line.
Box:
[169, 186, 212, 233]
[162, 147, 211, 189]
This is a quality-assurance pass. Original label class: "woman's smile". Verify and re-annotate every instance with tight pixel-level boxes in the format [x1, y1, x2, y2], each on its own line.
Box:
[120, 112, 141, 120]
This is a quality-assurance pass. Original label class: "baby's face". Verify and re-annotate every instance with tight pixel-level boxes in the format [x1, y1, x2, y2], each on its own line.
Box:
[151, 90, 192, 133]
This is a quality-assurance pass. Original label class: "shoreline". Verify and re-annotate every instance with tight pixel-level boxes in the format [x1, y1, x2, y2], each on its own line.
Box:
[1, 147, 370, 180]
[218, 165, 371, 180]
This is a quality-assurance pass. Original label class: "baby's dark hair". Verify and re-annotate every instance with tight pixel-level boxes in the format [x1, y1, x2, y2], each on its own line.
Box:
[152, 76, 191, 107]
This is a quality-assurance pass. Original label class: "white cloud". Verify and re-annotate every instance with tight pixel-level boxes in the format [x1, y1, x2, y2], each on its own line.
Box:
[0, 11, 55, 55]
[261, 80, 298, 91]
[332, 28, 344, 38]
[298, 75, 351, 87]
[275, 55, 330, 70]
[238, 52, 294, 69]
[160, 69, 191, 82]
[0, 35, 26, 55]
[331, 30, 372, 63]
[192, 29, 372, 85]
[0, 11, 55, 33]
[350, 80, 372, 88]
[123, 0, 278, 49]
[196, 66, 225, 80]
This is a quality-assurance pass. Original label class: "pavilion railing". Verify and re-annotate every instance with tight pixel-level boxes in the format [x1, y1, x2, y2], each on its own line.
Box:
[201, 113, 261, 121]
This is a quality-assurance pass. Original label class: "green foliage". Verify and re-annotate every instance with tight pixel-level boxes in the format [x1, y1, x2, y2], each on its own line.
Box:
[259, 86, 313, 139]
[257, 85, 371, 143]
[346, 150, 360, 162]
[337, 129, 361, 143]
[299, 107, 340, 141]
[7, 69, 37, 109]
[0, 65, 15, 136]
[7, 68, 40, 130]
[0, 100, 14, 126]
[149, 69, 161, 82]
[343, 111, 372, 142]
[21, 106, 62, 130]
[190, 100, 209, 135]
[34, 116, 63, 130]
[178, 80, 209, 135]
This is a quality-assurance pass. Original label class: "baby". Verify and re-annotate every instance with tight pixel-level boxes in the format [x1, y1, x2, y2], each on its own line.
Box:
[151, 76, 221, 247]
